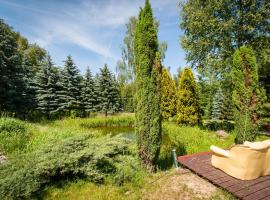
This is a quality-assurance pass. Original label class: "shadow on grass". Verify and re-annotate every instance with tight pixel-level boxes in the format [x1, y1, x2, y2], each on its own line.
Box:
[157, 133, 186, 171]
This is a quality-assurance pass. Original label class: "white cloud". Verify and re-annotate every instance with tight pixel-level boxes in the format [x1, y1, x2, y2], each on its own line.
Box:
[2, 0, 179, 62]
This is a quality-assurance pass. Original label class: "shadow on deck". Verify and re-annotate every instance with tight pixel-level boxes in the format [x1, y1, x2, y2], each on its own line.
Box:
[178, 152, 270, 200]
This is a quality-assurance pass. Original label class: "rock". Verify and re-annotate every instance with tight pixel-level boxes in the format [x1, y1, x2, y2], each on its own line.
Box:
[0, 153, 7, 164]
[216, 130, 229, 138]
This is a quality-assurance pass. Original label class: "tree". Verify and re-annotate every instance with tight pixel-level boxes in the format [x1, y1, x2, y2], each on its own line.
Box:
[61, 56, 82, 115]
[35, 54, 59, 118]
[232, 46, 266, 144]
[98, 65, 121, 116]
[180, 0, 270, 89]
[161, 68, 176, 120]
[176, 68, 201, 125]
[134, 0, 162, 171]
[212, 88, 224, 120]
[0, 19, 27, 115]
[81, 67, 96, 116]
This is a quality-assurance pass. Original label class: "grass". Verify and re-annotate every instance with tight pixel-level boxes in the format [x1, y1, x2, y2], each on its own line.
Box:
[163, 122, 235, 155]
[1, 114, 265, 199]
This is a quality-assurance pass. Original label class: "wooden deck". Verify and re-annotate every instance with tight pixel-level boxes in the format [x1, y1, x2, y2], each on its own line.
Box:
[178, 152, 270, 200]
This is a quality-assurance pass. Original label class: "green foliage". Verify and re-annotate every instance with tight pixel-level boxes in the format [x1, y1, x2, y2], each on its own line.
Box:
[232, 46, 266, 143]
[161, 68, 176, 120]
[163, 122, 235, 155]
[202, 120, 234, 132]
[35, 54, 59, 118]
[81, 67, 96, 115]
[113, 156, 146, 186]
[0, 19, 27, 114]
[134, 0, 161, 171]
[176, 68, 201, 125]
[60, 56, 83, 114]
[212, 88, 224, 120]
[0, 134, 130, 199]
[180, 0, 270, 76]
[97, 65, 121, 116]
[0, 118, 31, 154]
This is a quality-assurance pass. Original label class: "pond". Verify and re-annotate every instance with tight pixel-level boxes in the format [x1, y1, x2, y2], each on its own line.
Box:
[89, 126, 176, 169]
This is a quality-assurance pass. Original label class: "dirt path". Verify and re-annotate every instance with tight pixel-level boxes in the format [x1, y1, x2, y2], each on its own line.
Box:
[142, 169, 236, 200]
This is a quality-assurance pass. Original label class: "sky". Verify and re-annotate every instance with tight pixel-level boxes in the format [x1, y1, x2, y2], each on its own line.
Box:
[0, 0, 186, 75]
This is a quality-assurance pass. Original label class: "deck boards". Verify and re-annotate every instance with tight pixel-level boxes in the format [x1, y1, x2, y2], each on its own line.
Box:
[178, 152, 270, 200]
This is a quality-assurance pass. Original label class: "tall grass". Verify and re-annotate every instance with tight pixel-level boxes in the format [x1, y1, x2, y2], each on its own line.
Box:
[163, 122, 235, 155]
[80, 115, 135, 128]
[0, 118, 31, 154]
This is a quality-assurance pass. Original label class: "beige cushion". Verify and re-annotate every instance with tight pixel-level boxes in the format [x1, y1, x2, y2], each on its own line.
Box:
[211, 140, 270, 180]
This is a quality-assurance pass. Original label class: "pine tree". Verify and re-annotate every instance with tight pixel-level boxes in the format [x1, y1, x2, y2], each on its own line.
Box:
[97, 65, 121, 116]
[0, 19, 27, 115]
[35, 54, 59, 118]
[232, 46, 266, 144]
[176, 68, 201, 125]
[61, 56, 82, 115]
[212, 88, 224, 120]
[81, 67, 96, 116]
[161, 68, 176, 120]
[134, 0, 162, 171]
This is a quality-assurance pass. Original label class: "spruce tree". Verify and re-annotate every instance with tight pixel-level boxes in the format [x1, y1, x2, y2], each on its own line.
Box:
[212, 88, 224, 120]
[35, 54, 59, 118]
[232, 46, 266, 144]
[161, 68, 176, 120]
[0, 19, 26, 114]
[176, 68, 201, 125]
[61, 56, 82, 115]
[81, 67, 96, 116]
[97, 65, 121, 116]
[134, 0, 162, 171]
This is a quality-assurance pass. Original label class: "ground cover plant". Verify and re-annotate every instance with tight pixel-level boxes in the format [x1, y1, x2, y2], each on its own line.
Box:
[0, 134, 132, 199]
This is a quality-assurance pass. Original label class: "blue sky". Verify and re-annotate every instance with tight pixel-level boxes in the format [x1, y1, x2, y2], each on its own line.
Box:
[0, 0, 186, 75]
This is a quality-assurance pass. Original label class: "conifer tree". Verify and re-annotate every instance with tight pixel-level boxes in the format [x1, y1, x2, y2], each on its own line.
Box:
[232, 46, 266, 144]
[97, 65, 121, 116]
[176, 68, 201, 125]
[212, 88, 224, 120]
[81, 67, 96, 116]
[61, 56, 82, 115]
[35, 54, 59, 118]
[0, 19, 27, 114]
[134, 0, 162, 171]
[161, 68, 176, 120]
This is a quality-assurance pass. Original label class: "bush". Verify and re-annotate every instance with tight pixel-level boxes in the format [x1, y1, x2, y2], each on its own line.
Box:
[202, 120, 235, 132]
[0, 118, 31, 154]
[0, 134, 131, 199]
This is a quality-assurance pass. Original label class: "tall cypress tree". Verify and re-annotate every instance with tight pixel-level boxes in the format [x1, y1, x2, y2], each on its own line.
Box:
[134, 0, 162, 171]
[161, 68, 176, 120]
[35, 54, 59, 118]
[176, 68, 201, 125]
[97, 65, 121, 116]
[232, 46, 266, 144]
[61, 56, 82, 115]
[81, 67, 96, 116]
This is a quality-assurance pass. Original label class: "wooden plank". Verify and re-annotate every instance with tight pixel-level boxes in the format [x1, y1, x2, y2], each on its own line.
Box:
[227, 176, 270, 193]
[243, 187, 270, 200]
[236, 179, 270, 198]
[178, 152, 270, 200]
